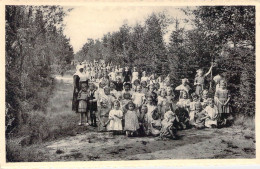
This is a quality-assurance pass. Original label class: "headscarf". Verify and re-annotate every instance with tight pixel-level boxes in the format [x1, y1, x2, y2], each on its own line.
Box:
[213, 74, 222, 83]
[74, 65, 88, 82]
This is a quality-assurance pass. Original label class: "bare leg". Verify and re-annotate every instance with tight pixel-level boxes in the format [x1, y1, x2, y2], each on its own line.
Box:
[78, 113, 83, 126]
[83, 113, 89, 126]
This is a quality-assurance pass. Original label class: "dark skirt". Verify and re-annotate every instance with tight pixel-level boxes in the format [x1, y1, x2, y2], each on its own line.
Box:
[72, 87, 79, 112]
[87, 101, 98, 112]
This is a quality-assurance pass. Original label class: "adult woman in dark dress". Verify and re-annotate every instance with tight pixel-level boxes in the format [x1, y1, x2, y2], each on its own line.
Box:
[122, 66, 132, 83]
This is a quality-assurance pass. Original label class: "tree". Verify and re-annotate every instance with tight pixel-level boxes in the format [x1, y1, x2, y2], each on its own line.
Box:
[189, 6, 255, 116]
[5, 5, 74, 132]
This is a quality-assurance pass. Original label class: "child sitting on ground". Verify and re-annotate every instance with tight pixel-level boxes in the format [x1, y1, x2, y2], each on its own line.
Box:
[107, 100, 123, 135]
[146, 109, 162, 136]
[138, 104, 148, 136]
[201, 89, 209, 109]
[201, 98, 219, 128]
[97, 98, 111, 132]
[124, 101, 140, 137]
[188, 93, 202, 126]
[160, 110, 179, 140]
[176, 91, 190, 129]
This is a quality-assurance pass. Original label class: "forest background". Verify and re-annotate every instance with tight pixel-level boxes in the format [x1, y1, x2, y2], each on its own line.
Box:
[5, 5, 255, 161]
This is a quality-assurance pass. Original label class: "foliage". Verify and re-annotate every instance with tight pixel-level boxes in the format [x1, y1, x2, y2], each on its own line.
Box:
[75, 12, 169, 75]
[5, 5, 74, 133]
[190, 6, 255, 116]
[75, 7, 255, 116]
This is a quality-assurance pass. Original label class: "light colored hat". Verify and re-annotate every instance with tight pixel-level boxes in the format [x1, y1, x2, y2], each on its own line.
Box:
[103, 85, 110, 90]
[207, 98, 214, 103]
[213, 74, 222, 83]
[202, 89, 209, 95]
[164, 110, 176, 120]
[196, 69, 203, 73]
[100, 97, 108, 104]
[182, 78, 189, 83]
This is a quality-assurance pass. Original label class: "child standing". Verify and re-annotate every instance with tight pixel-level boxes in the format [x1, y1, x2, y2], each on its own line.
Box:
[107, 100, 123, 135]
[120, 82, 133, 111]
[109, 81, 120, 99]
[157, 89, 168, 120]
[114, 76, 124, 92]
[87, 83, 98, 127]
[132, 79, 141, 92]
[132, 85, 145, 109]
[140, 80, 148, 94]
[77, 82, 89, 126]
[214, 79, 231, 126]
[175, 78, 191, 99]
[124, 102, 140, 137]
[194, 64, 213, 96]
[99, 86, 115, 110]
[131, 67, 139, 84]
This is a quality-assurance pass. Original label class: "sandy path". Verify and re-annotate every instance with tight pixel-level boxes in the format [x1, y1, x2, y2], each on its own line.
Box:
[39, 125, 255, 161]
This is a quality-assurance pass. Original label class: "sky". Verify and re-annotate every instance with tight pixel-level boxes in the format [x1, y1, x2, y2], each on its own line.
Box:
[63, 6, 195, 53]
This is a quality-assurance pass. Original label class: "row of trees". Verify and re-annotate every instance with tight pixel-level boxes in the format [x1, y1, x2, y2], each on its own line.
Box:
[6, 6, 74, 133]
[75, 6, 255, 116]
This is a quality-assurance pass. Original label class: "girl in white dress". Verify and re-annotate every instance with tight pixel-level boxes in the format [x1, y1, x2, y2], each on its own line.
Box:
[175, 78, 191, 99]
[108, 100, 123, 134]
[202, 98, 219, 128]
[108, 67, 116, 81]
[131, 67, 139, 84]
[141, 71, 149, 83]
[132, 85, 145, 109]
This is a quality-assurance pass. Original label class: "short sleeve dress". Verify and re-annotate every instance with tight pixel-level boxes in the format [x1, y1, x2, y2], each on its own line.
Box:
[204, 105, 219, 127]
[214, 89, 231, 114]
[124, 110, 140, 131]
[108, 109, 123, 131]
[194, 76, 205, 96]
[131, 71, 139, 83]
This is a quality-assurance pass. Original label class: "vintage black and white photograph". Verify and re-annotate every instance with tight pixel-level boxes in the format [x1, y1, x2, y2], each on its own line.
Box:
[4, 3, 256, 163]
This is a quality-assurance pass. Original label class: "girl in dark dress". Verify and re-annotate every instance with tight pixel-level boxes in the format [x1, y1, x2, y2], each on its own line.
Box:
[122, 66, 132, 83]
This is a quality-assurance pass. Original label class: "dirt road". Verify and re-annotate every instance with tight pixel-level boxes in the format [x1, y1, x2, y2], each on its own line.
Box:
[32, 124, 254, 161]
[26, 75, 255, 161]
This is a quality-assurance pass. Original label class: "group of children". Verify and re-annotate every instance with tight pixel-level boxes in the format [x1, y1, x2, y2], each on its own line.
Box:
[73, 61, 232, 140]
